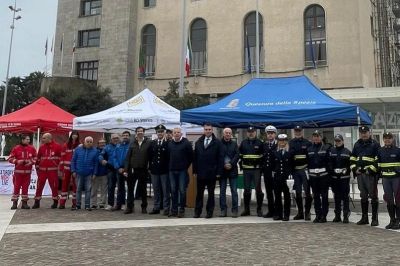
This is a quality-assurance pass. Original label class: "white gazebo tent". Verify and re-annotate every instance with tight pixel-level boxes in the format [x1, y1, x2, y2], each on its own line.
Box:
[73, 88, 202, 133]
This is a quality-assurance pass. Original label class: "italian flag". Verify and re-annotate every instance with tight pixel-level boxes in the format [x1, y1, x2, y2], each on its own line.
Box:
[185, 40, 191, 77]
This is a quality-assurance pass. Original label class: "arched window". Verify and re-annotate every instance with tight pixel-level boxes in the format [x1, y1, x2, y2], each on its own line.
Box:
[140, 24, 156, 77]
[190, 18, 207, 75]
[304, 5, 326, 67]
[244, 11, 264, 73]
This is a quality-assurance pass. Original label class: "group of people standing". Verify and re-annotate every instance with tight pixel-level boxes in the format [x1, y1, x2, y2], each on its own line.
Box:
[7, 123, 400, 230]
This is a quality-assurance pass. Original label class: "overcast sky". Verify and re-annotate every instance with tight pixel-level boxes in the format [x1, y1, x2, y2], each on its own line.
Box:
[0, 0, 58, 84]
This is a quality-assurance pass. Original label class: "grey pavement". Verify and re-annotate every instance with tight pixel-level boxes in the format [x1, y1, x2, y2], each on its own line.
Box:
[1, 195, 400, 265]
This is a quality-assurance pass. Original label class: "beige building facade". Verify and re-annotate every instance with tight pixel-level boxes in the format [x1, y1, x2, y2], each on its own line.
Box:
[53, 0, 379, 101]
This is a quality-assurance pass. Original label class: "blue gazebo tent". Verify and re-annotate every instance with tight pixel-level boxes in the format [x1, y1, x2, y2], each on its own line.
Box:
[180, 76, 372, 128]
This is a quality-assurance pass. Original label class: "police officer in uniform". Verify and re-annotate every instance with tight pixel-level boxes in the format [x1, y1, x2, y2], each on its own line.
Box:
[350, 126, 380, 226]
[272, 134, 293, 221]
[289, 125, 312, 220]
[149, 124, 170, 216]
[376, 132, 400, 230]
[239, 126, 264, 217]
[262, 125, 277, 218]
[328, 134, 351, 223]
[307, 130, 330, 223]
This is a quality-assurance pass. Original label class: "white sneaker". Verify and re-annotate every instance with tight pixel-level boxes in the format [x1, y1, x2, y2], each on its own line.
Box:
[105, 205, 113, 211]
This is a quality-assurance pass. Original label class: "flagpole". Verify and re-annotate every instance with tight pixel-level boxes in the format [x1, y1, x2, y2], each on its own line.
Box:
[60, 33, 64, 75]
[179, 0, 187, 98]
[45, 37, 48, 75]
[255, 0, 260, 78]
[71, 33, 75, 77]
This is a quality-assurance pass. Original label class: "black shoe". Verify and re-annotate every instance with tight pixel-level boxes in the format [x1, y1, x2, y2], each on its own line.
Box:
[273, 216, 282, 220]
[91, 205, 97, 210]
[99, 205, 105, 209]
[313, 217, 320, 223]
[263, 212, 274, 218]
[168, 212, 177, 217]
[163, 210, 169, 216]
[71, 205, 77, 211]
[219, 210, 227, 217]
[124, 208, 133, 214]
[51, 200, 58, 209]
[343, 214, 349, 224]
[304, 212, 311, 221]
[76, 206, 81, 210]
[320, 216, 327, 223]
[11, 201, 18, 210]
[282, 216, 289, 221]
[332, 214, 341, 223]
[32, 199, 40, 209]
[111, 205, 122, 211]
[149, 209, 160, 215]
[85, 207, 92, 211]
[141, 208, 147, 214]
[177, 211, 185, 218]
[21, 201, 30, 210]
[205, 212, 213, 219]
[371, 218, 379, 227]
[58, 205, 65, 209]
[257, 210, 263, 217]
[193, 213, 201, 218]
[357, 215, 369, 225]
[232, 211, 238, 218]
[240, 210, 250, 216]
[293, 213, 304, 220]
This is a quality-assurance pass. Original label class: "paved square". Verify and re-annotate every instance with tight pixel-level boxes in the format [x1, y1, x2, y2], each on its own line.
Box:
[1, 196, 399, 265]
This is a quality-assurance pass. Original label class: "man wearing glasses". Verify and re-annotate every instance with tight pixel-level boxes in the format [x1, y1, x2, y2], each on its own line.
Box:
[91, 138, 108, 209]
[71, 136, 98, 210]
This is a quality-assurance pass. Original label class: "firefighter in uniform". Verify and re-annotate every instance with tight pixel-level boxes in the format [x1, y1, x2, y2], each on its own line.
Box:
[8, 135, 37, 209]
[328, 134, 351, 223]
[376, 132, 400, 230]
[272, 134, 293, 221]
[33, 133, 62, 209]
[307, 130, 330, 223]
[289, 125, 312, 220]
[262, 125, 277, 218]
[239, 126, 264, 217]
[350, 126, 380, 226]
[59, 131, 80, 209]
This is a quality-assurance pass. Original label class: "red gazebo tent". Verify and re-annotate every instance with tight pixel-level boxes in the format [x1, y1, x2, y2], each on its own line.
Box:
[0, 97, 75, 135]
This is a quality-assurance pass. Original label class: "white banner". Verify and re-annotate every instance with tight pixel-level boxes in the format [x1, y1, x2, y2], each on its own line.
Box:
[0, 162, 51, 196]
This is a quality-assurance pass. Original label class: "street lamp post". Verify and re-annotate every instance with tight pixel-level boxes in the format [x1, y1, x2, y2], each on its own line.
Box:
[2, 0, 22, 116]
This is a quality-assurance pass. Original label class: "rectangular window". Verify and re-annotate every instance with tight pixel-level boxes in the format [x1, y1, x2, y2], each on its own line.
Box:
[76, 60, 99, 81]
[78, 29, 100, 47]
[243, 47, 265, 73]
[305, 39, 327, 67]
[144, 0, 156, 8]
[80, 0, 102, 16]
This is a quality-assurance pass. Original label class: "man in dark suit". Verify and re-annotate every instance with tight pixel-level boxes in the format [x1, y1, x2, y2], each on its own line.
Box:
[193, 123, 224, 218]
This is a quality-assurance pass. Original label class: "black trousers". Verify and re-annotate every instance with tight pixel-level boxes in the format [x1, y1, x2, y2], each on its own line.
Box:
[273, 176, 291, 218]
[195, 178, 216, 215]
[330, 177, 350, 215]
[127, 168, 148, 209]
[263, 168, 275, 213]
[310, 176, 329, 217]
